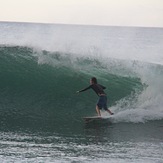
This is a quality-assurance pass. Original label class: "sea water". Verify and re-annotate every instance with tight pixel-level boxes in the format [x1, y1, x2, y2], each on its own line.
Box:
[0, 22, 163, 162]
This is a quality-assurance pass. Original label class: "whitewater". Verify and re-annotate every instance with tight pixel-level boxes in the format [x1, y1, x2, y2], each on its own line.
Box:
[0, 22, 163, 162]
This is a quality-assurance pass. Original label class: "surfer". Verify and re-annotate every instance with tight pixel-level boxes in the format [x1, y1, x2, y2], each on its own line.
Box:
[76, 77, 114, 116]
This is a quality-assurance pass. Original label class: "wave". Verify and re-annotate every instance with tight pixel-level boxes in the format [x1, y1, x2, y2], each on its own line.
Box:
[0, 22, 163, 132]
[0, 45, 163, 132]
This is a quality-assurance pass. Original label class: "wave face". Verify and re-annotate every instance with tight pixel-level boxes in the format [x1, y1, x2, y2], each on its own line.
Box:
[0, 22, 163, 132]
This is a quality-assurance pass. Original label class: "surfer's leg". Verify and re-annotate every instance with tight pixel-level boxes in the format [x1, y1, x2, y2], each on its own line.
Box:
[104, 106, 114, 115]
[106, 109, 114, 115]
[103, 96, 114, 115]
[96, 105, 101, 116]
[96, 96, 102, 116]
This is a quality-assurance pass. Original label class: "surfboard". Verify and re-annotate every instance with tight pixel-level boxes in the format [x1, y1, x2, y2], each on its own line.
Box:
[83, 116, 102, 120]
[83, 116, 113, 123]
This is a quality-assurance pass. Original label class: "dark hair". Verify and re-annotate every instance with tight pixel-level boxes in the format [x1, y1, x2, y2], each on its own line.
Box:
[91, 77, 97, 84]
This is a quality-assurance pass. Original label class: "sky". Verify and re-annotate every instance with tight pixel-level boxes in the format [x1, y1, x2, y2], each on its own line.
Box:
[0, 0, 163, 27]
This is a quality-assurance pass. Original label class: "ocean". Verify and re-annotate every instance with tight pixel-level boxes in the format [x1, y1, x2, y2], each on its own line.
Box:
[0, 22, 163, 162]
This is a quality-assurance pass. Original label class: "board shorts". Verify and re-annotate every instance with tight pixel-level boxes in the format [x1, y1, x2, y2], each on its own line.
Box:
[96, 95, 108, 111]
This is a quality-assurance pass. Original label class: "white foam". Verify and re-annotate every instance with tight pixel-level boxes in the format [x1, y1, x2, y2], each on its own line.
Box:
[1, 23, 163, 64]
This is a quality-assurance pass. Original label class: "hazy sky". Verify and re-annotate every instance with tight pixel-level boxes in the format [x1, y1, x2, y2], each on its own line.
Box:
[0, 0, 163, 27]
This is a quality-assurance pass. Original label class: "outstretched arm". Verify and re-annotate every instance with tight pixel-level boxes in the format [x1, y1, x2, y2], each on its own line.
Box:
[76, 85, 91, 93]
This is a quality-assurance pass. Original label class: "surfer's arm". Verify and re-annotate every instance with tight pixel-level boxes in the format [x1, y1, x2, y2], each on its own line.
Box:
[76, 86, 91, 93]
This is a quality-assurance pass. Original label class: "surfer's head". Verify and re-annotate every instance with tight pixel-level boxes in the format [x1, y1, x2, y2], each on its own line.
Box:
[90, 77, 97, 84]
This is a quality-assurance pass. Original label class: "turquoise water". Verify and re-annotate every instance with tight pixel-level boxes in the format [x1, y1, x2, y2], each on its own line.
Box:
[0, 22, 163, 162]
